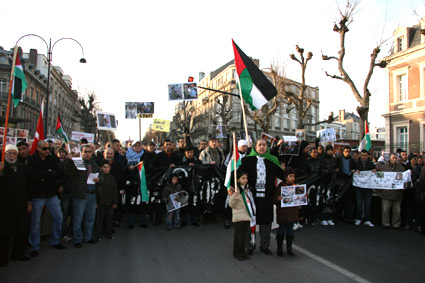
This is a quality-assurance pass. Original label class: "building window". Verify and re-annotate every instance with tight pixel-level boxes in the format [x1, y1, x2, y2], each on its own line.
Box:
[397, 37, 403, 52]
[397, 127, 408, 150]
[397, 74, 407, 101]
[275, 117, 281, 129]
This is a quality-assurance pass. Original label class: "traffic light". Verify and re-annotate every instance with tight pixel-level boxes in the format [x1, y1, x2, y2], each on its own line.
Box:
[188, 76, 194, 82]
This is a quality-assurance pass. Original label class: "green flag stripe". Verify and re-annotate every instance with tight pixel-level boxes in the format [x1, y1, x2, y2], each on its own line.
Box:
[239, 69, 255, 110]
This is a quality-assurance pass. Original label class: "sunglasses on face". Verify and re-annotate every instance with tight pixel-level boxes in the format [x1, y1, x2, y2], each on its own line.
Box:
[40, 147, 50, 151]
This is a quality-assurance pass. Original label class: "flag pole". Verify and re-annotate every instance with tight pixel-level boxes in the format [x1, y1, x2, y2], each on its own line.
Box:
[232, 132, 238, 194]
[236, 80, 250, 147]
[1, 46, 18, 162]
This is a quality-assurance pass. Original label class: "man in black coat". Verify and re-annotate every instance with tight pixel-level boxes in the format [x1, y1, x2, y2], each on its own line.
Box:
[353, 150, 376, 227]
[27, 140, 66, 257]
[335, 146, 356, 224]
[0, 145, 31, 266]
[235, 139, 286, 255]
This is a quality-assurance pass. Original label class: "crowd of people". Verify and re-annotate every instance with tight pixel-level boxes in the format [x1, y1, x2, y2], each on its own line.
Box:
[1, 135, 425, 266]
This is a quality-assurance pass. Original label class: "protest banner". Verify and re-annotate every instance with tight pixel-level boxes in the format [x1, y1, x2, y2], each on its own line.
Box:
[152, 118, 171, 132]
[353, 170, 412, 190]
[280, 184, 308, 207]
[317, 128, 337, 142]
[125, 102, 155, 119]
[166, 191, 189, 212]
[210, 125, 227, 138]
[70, 131, 95, 143]
[0, 127, 29, 145]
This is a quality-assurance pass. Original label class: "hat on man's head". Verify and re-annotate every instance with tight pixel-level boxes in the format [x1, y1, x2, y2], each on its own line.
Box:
[131, 140, 142, 146]
[5, 144, 18, 153]
[325, 145, 334, 151]
[284, 166, 296, 178]
[238, 140, 248, 148]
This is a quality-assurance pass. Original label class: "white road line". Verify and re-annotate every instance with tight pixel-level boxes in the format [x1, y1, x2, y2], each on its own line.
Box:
[293, 244, 371, 283]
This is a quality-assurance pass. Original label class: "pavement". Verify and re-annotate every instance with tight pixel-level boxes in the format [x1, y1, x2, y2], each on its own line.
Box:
[1, 220, 424, 283]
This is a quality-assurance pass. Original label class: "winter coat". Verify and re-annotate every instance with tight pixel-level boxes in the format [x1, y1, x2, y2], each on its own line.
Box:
[27, 152, 62, 198]
[199, 147, 225, 167]
[153, 151, 173, 168]
[64, 158, 100, 199]
[275, 182, 298, 224]
[96, 173, 118, 206]
[228, 185, 252, 223]
[354, 159, 376, 171]
[238, 156, 286, 225]
[378, 162, 405, 200]
[162, 182, 183, 202]
[0, 162, 29, 236]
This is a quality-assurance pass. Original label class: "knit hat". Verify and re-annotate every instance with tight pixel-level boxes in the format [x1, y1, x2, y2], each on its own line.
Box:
[238, 140, 248, 148]
[284, 166, 296, 178]
[325, 145, 334, 151]
[5, 144, 18, 152]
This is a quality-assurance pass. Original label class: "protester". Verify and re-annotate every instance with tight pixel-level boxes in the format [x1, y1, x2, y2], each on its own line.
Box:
[228, 170, 254, 261]
[57, 148, 73, 241]
[65, 144, 100, 248]
[95, 160, 118, 241]
[335, 146, 356, 224]
[162, 173, 183, 231]
[0, 145, 31, 266]
[27, 140, 66, 257]
[379, 153, 405, 230]
[199, 137, 225, 167]
[17, 141, 29, 166]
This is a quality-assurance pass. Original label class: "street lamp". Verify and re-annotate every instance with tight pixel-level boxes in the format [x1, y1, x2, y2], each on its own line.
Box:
[15, 34, 86, 134]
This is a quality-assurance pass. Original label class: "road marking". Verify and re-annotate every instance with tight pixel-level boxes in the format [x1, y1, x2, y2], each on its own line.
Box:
[293, 244, 371, 283]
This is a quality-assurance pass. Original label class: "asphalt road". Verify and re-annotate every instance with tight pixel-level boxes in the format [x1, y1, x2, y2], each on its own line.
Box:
[1, 220, 424, 283]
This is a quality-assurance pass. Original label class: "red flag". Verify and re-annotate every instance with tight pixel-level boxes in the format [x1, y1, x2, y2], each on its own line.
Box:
[29, 101, 45, 155]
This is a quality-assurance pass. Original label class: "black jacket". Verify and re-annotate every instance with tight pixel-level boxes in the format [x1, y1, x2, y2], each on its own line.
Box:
[27, 152, 62, 198]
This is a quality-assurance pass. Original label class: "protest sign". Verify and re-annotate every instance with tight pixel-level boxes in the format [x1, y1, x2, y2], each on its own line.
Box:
[97, 112, 117, 131]
[68, 144, 86, 170]
[166, 191, 189, 212]
[278, 136, 300, 156]
[152, 118, 171, 132]
[353, 170, 412, 190]
[71, 131, 95, 143]
[280, 184, 308, 207]
[317, 128, 337, 142]
[210, 125, 227, 138]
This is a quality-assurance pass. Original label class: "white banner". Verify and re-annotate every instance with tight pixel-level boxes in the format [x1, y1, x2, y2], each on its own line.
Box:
[70, 131, 95, 143]
[353, 170, 412, 190]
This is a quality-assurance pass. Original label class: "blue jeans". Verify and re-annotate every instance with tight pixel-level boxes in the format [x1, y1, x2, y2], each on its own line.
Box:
[355, 188, 372, 221]
[277, 223, 294, 237]
[29, 196, 63, 251]
[165, 209, 180, 230]
[72, 194, 97, 244]
[60, 193, 73, 237]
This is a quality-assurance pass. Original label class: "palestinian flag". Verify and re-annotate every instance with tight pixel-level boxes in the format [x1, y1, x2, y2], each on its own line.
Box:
[242, 189, 256, 245]
[55, 114, 69, 142]
[12, 55, 27, 108]
[224, 137, 241, 189]
[232, 39, 277, 110]
[136, 161, 149, 202]
[359, 121, 371, 152]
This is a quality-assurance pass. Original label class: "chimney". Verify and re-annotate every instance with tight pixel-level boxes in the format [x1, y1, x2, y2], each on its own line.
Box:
[29, 49, 38, 67]
[199, 72, 205, 81]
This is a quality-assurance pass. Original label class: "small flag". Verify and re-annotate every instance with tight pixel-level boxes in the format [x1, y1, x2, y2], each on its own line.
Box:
[224, 138, 241, 189]
[232, 40, 277, 110]
[55, 114, 69, 142]
[136, 161, 149, 202]
[29, 101, 45, 155]
[359, 121, 371, 152]
[12, 55, 27, 108]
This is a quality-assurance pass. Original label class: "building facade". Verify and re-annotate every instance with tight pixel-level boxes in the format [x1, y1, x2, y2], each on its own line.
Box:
[383, 19, 425, 153]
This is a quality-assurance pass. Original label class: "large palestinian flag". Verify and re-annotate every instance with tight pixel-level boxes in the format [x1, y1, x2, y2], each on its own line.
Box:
[12, 55, 27, 108]
[359, 120, 371, 152]
[136, 161, 149, 202]
[55, 114, 69, 142]
[232, 40, 277, 110]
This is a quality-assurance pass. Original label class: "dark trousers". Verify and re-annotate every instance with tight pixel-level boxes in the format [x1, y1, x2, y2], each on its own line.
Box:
[233, 221, 249, 257]
[96, 205, 114, 238]
[342, 185, 355, 222]
[277, 223, 294, 237]
[0, 234, 27, 264]
[401, 189, 416, 226]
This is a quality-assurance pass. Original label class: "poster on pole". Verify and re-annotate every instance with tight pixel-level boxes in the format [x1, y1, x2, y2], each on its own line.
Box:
[166, 191, 189, 212]
[280, 184, 308, 207]
[353, 170, 412, 190]
[126, 102, 155, 119]
[70, 131, 95, 143]
[168, 84, 183, 101]
[295, 129, 306, 141]
[97, 112, 117, 131]
[152, 118, 171, 132]
[209, 125, 227, 138]
[317, 128, 336, 142]
[125, 102, 138, 119]
[183, 83, 198, 100]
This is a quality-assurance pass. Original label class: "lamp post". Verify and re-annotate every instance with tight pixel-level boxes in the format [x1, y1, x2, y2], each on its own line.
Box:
[15, 34, 86, 134]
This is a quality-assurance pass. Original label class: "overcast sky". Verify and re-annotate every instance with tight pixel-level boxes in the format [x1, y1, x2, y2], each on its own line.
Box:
[1, 0, 423, 140]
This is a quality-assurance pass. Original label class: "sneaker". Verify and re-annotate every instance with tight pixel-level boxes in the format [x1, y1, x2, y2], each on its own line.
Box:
[297, 223, 303, 228]
[327, 220, 335, 226]
[321, 220, 328, 226]
[293, 223, 299, 231]
[63, 235, 72, 242]
[364, 221, 374, 227]
[404, 225, 411, 230]
[355, 219, 362, 226]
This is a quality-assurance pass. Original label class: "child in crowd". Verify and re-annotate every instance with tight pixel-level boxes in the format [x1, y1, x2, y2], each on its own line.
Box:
[275, 167, 298, 256]
[228, 170, 255, 261]
[162, 173, 183, 231]
[95, 160, 118, 241]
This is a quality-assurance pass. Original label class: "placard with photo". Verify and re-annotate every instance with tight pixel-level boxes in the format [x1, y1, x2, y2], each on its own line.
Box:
[183, 83, 198, 100]
[97, 112, 117, 131]
[168, 84, 183, 101]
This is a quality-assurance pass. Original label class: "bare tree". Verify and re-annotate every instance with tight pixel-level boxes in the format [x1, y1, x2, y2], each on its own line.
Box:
[74, 91, 98, 134]
[322, 0, 388, 140]
[242, 95, 281, 133]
